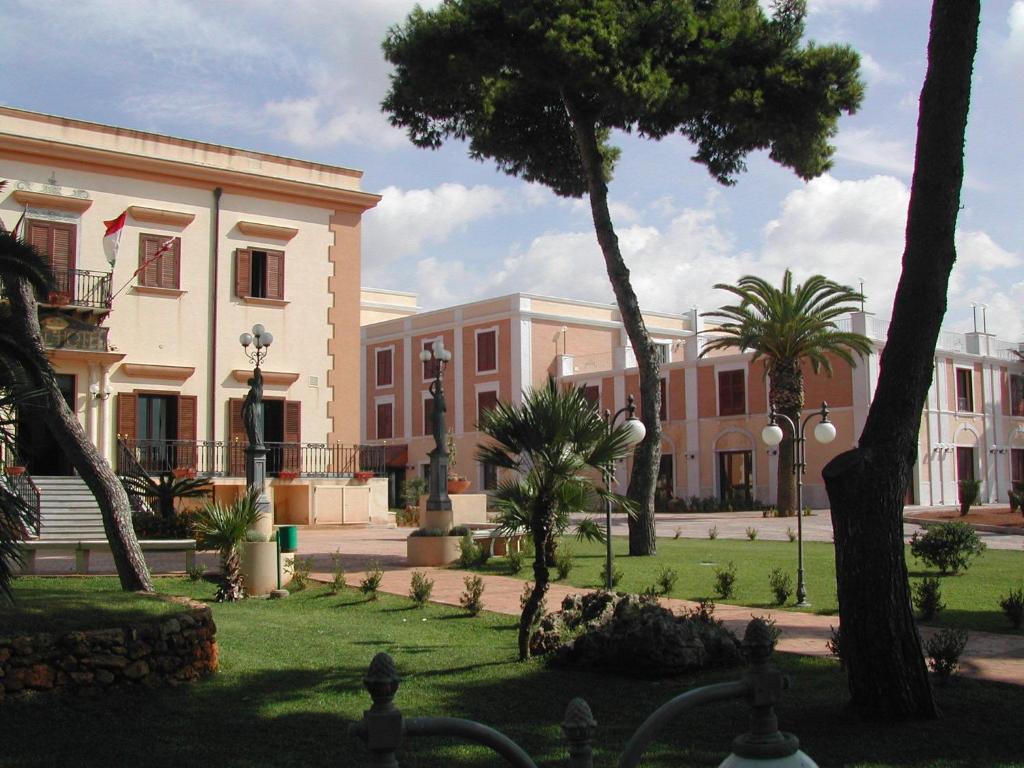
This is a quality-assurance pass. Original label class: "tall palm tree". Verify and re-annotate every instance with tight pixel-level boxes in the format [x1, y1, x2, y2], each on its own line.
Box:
[701, 271, 871, 514]
[477, 383, 635, 661]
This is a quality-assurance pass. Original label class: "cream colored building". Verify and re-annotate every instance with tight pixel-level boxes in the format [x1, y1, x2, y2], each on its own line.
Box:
[1, 106, 386, 524]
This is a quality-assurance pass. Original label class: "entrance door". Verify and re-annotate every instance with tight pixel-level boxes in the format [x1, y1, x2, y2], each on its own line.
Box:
[718, 450, 752, 508]
[137, 394, 178, 472]
[656, 454, 674, 511]
[16, 374, 76, 476]
[956, 446, 976, 482]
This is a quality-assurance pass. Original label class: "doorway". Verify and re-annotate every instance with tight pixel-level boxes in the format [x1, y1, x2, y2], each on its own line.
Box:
[16, 374, 76, 476]
[718, 450, 752, 508]
[656, 454, 674, 512]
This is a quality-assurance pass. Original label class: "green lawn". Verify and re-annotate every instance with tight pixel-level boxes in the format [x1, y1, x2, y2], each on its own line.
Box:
[472, 537, 1024, 635]
[2, 577, 1023, 768]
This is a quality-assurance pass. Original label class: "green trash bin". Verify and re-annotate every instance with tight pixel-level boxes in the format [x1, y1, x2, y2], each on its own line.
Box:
[277, 525, 299, 553]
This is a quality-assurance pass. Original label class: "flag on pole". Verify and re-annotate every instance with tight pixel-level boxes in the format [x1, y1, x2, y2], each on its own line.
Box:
[10, 204, 27, 241]
[103, 211, 127, 267]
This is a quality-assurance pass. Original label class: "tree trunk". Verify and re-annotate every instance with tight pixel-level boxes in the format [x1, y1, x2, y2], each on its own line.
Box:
[823, 0, 978, 720]
[8, 279, 153, 592]
[769, 360, 804, 514]
[564, 96, 658, 556]
[519, 521, 550, 661]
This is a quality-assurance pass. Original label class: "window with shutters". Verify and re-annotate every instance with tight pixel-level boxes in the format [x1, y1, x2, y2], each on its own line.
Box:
[477, 388, 499, 425]
[26, 220, 76, 293]
[235, 248, 284, 300]
[138, 234, 180, 289]
[375, 347, 394, 388]
[376, 401, 394, 440]
[116, 392, 197, 473]
[476, 328, 497, 373]
[955, 367, 974, 412]
[718, 369, 746, 416]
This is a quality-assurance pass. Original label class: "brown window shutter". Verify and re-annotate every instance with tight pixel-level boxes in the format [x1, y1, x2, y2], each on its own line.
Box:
[477, 330, 497, 371]
[176, 395, 198, 468]
[139, 235, 159, 287]
[160, 238, 180, 289]
[477, 390, 499, 425]
[116, 392, 138, 441]
[659, 378, 667, 421]
[266, 250, 284, 299]
[228, 398, 245, 476]
[282, 400, 302, 471]
[423, 396, 434, 437]
[377, 403, 393, 440]
[27, 221, 50, 255]
[51, 224, 74, 273]
[235, 249, 252, 298]
[376, 349, 392, 387]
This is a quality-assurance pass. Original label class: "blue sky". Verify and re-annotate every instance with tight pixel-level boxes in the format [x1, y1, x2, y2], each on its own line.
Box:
[2, 1, 1021, 339]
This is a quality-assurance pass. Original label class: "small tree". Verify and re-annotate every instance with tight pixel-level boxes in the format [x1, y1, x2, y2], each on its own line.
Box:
[193, 488, 263, 602]
[477, 382, 635, 660]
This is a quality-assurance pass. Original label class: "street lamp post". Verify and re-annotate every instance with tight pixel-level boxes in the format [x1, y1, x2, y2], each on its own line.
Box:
[761, 401, 836, 608]
[603, 394, 647, 591]
[419, 340, 453, 528]
[239, 324, 274, 490]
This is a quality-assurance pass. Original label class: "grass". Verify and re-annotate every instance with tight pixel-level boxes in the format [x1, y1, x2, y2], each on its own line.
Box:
[0, 579, 189, 634]
[2, 576, 1024, 768]
[470, 537, 1024, 635]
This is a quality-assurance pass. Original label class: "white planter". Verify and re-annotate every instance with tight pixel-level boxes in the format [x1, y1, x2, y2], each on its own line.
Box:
[240, 541, 279, 596]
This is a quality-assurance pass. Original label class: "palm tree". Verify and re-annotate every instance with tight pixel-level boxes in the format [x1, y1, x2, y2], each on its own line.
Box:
[477, 383, 635, 661]
[192, 488, 263, 602]
[701, 270, 871, 514]
[120, 469, 212, 526]
[2, 230, 153, 592]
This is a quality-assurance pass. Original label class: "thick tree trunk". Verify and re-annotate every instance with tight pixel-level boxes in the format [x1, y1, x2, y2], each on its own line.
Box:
[8, 279, 153, 592]
[769, 360, 804, 514]
[823, 0, 978, 720]
[565, 97, 658, 556]
[519, 520, 550, 661]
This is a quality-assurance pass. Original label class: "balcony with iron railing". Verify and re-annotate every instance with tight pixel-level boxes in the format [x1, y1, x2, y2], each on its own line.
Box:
[116, 438, 386, 479]
[39, 268, 112, 312]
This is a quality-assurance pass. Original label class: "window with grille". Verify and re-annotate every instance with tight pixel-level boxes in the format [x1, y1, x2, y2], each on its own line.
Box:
[718, 370, 746, 416]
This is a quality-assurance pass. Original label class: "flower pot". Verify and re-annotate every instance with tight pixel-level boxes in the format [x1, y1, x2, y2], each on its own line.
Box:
[354, 471, 374, 482]
[277, 471, 300, 481]
[172, 467, 196, 480]
[4, 466, 26, 476]
[48, 291, 71, 306]
[447, 478, 471, 495]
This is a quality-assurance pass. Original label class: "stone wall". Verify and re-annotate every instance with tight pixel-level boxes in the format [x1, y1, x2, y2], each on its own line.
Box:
[0, 596, 217, 703]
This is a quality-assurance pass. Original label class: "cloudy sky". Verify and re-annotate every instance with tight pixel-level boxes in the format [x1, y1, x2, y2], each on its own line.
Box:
[2, 1, 1021, 339]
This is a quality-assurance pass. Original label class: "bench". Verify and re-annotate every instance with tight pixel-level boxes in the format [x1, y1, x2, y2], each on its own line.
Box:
[471, 528, 527, 557]
[19, 539, 197, 575]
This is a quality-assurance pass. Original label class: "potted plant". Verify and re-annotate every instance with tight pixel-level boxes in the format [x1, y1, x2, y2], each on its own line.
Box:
[3, 465, 26, 476]
[47, 290, 71, 306]
[446, 430, 471, 494]
[354, 470, 374, 482]
[171, 467, 197, 480]
[277, 470, 300, 481]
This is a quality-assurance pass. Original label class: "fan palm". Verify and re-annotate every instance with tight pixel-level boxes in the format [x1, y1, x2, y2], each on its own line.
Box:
[477, 382, 636, 661]
[120, 470, 212, 525]
[192, 488, 264, 602]
[701, 270, 871, 513]
[0, 229, 54, 600]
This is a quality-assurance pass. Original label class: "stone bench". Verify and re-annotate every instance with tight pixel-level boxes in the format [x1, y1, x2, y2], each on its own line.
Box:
[470, 527, 527, 557]
[19, 539, 197, 574]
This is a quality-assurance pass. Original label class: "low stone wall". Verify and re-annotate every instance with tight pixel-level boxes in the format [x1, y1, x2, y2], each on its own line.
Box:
[0, 596, 217, 703]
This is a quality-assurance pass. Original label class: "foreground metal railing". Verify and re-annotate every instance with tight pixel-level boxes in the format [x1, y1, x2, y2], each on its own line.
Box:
[351, 618, 816, 768]
[116, 438, 386, 479]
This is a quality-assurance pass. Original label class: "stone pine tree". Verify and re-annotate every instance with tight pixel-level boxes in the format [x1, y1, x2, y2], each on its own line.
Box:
[701, 271, 871, 514]
[823, 0, 980, 720]
[2, 231, 153, 593]
[382, 0, 863, 555]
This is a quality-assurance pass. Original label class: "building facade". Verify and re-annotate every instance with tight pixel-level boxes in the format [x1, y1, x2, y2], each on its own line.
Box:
[1, 106, 386, 524]
[363, 293, 1024, 510]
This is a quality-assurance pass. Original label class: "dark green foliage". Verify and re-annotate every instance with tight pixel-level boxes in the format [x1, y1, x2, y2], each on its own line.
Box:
[769, 567, 793, 606]
[449, 525, 472, 537]
[714, 561, 737, 599]
[409, 570, 434, 606]
[359, 560, 384, 599]
[401, 475, 427, 508]
[656, 566, 678, 596]
[957, 479, 981, 516]
[925, 628, 968, 683]
[458, 533, 482, 568]
[409, 527, 446, 537]
[554, 545, 574, 580]
[600, 560, 623, 589]
[913, 577, 945, 621]
[910, 522, 986, 575]
[999, 587, 1024, 629]
[460, 574, 485, 616]
[192, 488, 263, 602]
[290, 556, 313, 591]
[121, 470, 211, 533]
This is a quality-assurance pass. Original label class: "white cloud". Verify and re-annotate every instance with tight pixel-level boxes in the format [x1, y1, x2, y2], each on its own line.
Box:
[363, 183, 508, 264]
[1004, 1, 1024, 60]
[834, 129, 915, 176]
[858, 53, 902, 85]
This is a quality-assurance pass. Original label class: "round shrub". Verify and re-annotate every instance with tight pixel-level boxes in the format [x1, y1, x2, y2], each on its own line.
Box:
[909, 521, 986, 574]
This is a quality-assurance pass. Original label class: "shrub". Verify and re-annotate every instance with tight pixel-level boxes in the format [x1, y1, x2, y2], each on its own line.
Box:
[913, 577, 945, 621]
[409, 571, 434, 607]
[909, 522, 986, 574]
[329, 549, 345, 594]
[957, 479, 981, 517]
[745, 527, 758, 541]
[656, 567, 678, 596]
[449, 525, 472, 537]
[360, 560, 384, 599]
[394, 506, 418, 527]
[768, 567, 792, 606]
[827, 625, 844, 669]
[506, 547, 524, 574]
[244, 529, 268, 542]
[599, 561, 623, 589]
[401, 476, 427, 509]
[708, 525, 718, 540]
[458, 533, 481, 568]
[786, 526, 796, 542]
[686, 598, 716, 624]
[460, 575, 485, 616]
[674, 526, 682, 540]
[554, 545, 574, 580]
[290, 555, 313, 591]
[186, 564, 207, 582]
[925, 627, 968, 683]
[999, 587, 1024, 629]
[409, 527, 447, 537]
[750, 614, 781, 649]
[714, 562, 737, 599]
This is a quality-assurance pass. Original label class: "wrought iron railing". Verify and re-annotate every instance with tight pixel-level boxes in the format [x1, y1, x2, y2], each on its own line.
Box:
[41, 268, 112, 310]
[7, 471, 40, 538]
[116, 438, 385, 479]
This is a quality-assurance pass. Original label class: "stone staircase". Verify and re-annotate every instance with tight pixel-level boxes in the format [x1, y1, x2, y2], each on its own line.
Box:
[32, 476, 105, 541]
